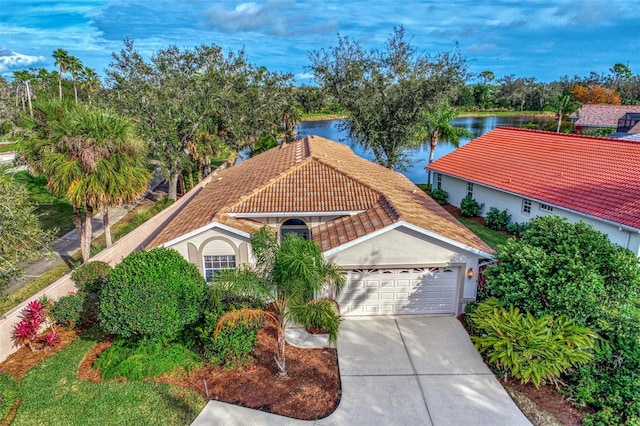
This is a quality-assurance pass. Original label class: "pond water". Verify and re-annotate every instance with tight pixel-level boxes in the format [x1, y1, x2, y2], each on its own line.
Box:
[295, 115, 553, 184]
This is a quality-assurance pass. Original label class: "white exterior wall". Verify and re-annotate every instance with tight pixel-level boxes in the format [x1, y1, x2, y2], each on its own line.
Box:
[325, 226, 481, 303]
[440, 174, 640, 255]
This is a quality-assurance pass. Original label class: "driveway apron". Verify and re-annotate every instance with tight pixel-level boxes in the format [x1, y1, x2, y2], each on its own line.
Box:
[318, 316, 531, 426]
[192, 316, 531, 425]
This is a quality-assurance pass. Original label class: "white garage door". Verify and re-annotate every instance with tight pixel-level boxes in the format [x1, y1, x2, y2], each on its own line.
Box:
[337, 267, 459, 316]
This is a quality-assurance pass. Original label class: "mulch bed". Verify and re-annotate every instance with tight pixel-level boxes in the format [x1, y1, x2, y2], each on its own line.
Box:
[4, 325, 340, 421]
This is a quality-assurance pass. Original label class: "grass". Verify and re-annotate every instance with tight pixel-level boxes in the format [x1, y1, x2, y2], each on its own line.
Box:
[0, 143, 16, 153]
[11, 171, 76, 238]
[456, 216, 510, 249]
[11, 328, 205, 426]
[0, 198, 174, 316]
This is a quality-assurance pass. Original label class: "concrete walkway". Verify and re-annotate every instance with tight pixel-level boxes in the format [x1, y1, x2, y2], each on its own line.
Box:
[191, 316, 531, 426]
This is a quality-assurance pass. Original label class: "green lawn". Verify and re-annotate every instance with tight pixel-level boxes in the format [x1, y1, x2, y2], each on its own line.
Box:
[0, 142, 16, 153]
[11, 171, 76, 238]
[12, 328, 205, 426]
[456, 216, 510, 249]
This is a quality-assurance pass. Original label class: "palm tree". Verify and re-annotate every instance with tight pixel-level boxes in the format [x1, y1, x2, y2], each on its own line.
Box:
[66, 55, 84, 104]
[52, 48, 69, 100]
[78, 66, 101, 105]
[18, 99, 150, 261]
[214, 227, 345, 377]
[47, 107, 150, 258]
[417, 102, 473, 185]
[545, 94, 582, 133]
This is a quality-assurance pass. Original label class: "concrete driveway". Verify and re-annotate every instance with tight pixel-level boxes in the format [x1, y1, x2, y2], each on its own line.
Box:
[192, 316, 531, 425]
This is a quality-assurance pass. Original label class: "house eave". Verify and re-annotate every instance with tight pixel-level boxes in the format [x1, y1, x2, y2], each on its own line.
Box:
[430, 170, 640, 232]
[322, 221, 493, 259]
[160, 222, 251, 248]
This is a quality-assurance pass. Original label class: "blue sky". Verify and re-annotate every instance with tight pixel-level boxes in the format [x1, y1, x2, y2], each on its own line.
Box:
[0, 0, 638, 84]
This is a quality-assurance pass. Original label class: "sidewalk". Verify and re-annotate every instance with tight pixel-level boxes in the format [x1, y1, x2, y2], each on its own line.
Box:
[3, 169, 166, 296]
[3, 204, 133, 296]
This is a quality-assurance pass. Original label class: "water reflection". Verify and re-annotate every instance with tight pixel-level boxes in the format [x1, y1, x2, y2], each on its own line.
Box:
[295, 115, 552, 183]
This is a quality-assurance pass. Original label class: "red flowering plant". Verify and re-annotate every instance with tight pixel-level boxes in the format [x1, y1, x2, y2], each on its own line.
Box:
[11, 297, 58, 351]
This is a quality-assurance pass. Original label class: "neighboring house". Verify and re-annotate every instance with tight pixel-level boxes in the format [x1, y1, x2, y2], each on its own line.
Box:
[428, 127, 640, 256]
[147, 136, 493, 316]
[571, 104, 640, 133]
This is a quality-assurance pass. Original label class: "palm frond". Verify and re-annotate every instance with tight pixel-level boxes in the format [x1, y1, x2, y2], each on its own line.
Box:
[214, 308, 276, 339]
[288, 298, 342, 343]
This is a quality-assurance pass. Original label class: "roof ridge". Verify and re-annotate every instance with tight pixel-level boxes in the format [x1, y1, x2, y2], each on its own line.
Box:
[222, 140, 314, 214]
[494, 126, 631, 142]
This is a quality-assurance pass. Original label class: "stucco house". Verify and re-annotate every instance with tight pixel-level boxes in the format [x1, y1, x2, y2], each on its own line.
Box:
[427, 127, 640, 256]
[147, 135, 493, 316]
[571, 104, 640, 134]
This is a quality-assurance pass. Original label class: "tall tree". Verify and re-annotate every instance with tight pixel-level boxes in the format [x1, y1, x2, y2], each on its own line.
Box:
[66, 55, 84, 104]
[544, 94, 582, 133]
[214, 227, 345, 377]
[106, 40, 294, 199]
[416, 102, 473, 183]
[52, 48, 70, 100]
[309, 27, 467, 170]
[17, 99, 150, 262]
[0, 169, 54, 292]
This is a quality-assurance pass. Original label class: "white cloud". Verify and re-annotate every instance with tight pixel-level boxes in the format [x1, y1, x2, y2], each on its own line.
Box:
[0, 46, 47, 73]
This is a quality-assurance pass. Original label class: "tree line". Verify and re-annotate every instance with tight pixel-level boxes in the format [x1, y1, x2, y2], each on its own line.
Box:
[1, 28, 639, 278]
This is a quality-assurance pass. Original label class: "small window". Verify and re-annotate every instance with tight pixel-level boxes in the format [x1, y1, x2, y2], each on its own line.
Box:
[436, 173, 443, 190]
[467, 182, 474, 198]
[540, 203, 554, 212]
[522, 199, 531, 215]
[204, 255, 236, 281]
[281, 218, 310, 240]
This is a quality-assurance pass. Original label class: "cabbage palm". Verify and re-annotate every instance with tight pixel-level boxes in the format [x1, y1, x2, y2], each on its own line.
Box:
[66, 55, 84, 104]
[214, 227, 345, 377]
[46, 107, 150, 257]
[52, 48, 69, 100]
[544, 94, 581, 133]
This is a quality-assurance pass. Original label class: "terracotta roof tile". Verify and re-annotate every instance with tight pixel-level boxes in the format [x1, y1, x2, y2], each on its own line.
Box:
[428, 127, 640, 230]
[573, 104, 640, 128]
[150, 136, 492, 255]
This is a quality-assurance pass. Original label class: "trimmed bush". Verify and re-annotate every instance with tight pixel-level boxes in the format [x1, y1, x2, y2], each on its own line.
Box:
[99, 247, 207, 341]
[71, 261, 112, 294]
[468, 299, 598, 388]
[51, 293, 85, 329]
[485, 207, 510, 231]
[430, 188, 448, 205]
[460, 196, 482, 217]
[95, 338, 202, 380]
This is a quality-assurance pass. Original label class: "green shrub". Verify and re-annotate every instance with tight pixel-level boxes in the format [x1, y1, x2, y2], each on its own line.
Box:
[506, 221, 529, 237]
[95, 338, 202, 380]
[71, 261, 112, 294]
[0, 371, 20, 421]
[468, 299, 598, 388]
[194, 290, 263, 368]
[51, 293, 85, 329]
[460, 196, 482, 217]
[430, 188, 448, 205]
[99, 247, 207, 341]
[483, 216, 640, 424]
[485, 207, 510, 231]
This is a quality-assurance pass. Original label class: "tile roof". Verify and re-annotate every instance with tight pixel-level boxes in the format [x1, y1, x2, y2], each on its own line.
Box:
[149, 136, 492, 255]
[428, 127, 640, 230]
[572, 104, 640, 128]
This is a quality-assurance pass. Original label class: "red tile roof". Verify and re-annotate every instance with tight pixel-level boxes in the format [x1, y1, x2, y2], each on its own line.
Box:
[573, 104, 640, 128]
[149, 136, 492, 255]
[428, 127, 640, 230]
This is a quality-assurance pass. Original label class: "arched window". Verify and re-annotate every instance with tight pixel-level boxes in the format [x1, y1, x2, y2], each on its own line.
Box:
[202, 239, 236, 282]
[281, 218, 310, 240]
